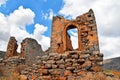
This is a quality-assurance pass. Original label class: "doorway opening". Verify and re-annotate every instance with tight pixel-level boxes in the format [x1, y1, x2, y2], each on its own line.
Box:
[66, 25, 78, 51]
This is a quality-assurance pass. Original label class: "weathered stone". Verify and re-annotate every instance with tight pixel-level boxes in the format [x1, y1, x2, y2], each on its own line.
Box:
[79, 54, 90, 59]
[77, 70, 86, 76]
[49, 53, 58, 57]
[47, 60, 55, 64]
[72, 59, 77, 63]
[64, 70, 72, 76]
[20, 38, 44, 65]
[98, 53, 104, 57]
[36, 60, 42, 64]
[71, 54, 79, 59]
[67, 76, 75, 80]
[89, 54, 99, 61]
[72, 63, 79, 67]
[0, 9, 105, 79]
[77, 59, 85, 64]
[41, 55, 49, 61]
[39, 69, 48, 75]
[92, 51, 99, 55]
[59, 76, 67, 80]
[56, 59, 64, 64]
[66, 67, 75, 70]
[49, 69, 61, 75]
[65, 62, 72, 67]
[54, 54, 62, 60]
[52, 64, 58, 69]
[39, 76, 51, 80]
[51, 9, 100, 53]
[91, 66, 102, 72]
[65, 59, 72, 62]
[45, 63, 52, 69]
[5, 37, 18, 58]
[21, 70, 29, 75]
[82, 61, 92, 68]
[20, 75, 28, 80]
[97, 61, 103, 66]
[59, 64, 65, 69]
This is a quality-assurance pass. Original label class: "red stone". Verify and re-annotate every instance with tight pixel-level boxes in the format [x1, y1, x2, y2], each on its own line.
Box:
[51, 9, 99, 53]
[64, 70, 72, 76]
[5, 37, 18, 58]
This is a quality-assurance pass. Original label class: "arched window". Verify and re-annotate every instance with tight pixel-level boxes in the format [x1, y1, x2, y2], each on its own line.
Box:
[66, 25, 78, 51]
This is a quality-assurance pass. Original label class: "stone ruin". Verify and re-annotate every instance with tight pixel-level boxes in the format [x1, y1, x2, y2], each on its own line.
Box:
[0, 9, 105, 80]
[5, 37, 44, 64]
[20, 38, 44, 64]
[51, 9, 99, 53]
[5, 37, 18, 58]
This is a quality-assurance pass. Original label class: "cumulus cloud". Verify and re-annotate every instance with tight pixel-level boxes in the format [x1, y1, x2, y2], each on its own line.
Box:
[33, 24, 50, 50]
[8, 6, 35, 29]
[0, 6, 50, 52]
[59, 0, 120, 59]
[0, 0, 6, 6]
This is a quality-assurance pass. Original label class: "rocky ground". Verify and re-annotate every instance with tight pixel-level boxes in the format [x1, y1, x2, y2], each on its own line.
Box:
[0, 52, 120, 80]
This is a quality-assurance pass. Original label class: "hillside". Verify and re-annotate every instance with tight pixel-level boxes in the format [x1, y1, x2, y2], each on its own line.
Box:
[103, 57, 120, 71]
[0, 51, 5, 59]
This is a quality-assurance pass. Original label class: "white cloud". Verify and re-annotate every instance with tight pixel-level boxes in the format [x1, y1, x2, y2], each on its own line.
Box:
[48, 9, 54, 20]
[0, 6, 50, 52]
[41, 9, 54, 20]
[8, 6, 35, 29]
[41, 11, 48, 20]
[59, 0, 120, 59]
[33, 24, 50, 50]
[0, 0, 6, 6]
[100, 36, 120, 59]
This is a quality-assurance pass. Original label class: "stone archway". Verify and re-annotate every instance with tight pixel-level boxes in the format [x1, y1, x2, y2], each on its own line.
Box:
[67, 27, 78, 50]
[66, 25, 78, 51]
[63, 23, 82, 52]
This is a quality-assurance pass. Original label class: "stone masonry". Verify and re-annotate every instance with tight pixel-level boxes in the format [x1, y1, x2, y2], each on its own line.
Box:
[51, 9, 99, 53]
[5, 36, 18, 58]
[15, 9, 103, 79]
[20, 38, 44, 65]
[0, 9, 105, 80]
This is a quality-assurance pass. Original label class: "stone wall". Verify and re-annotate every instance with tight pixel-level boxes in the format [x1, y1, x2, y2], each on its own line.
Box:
[5, 37, 44, 65]
[0, 9, 105, 80]
[51, 9, 99, 53]
[20, 38, 44, 65]
[18, 51, 103, 79]
[5, 37, 18, 58]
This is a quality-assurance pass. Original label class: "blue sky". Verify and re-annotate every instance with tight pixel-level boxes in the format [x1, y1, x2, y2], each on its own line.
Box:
[0, 0, 63, 36]
[0, 0, 120, 59]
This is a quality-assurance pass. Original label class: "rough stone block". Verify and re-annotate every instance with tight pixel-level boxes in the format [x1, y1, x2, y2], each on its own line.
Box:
[64, 70, 72, 76]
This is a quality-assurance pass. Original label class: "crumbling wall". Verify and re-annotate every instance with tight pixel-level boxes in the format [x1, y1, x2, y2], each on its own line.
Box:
[5, 37, 18, 58]
[51, 9, 99, 53]
[19, 51, 103, 79]
[0, 9, 105, 80]
[20, 38, 44, 65]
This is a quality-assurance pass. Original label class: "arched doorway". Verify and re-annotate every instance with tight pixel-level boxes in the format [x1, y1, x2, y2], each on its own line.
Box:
[66, 25, 78, 51]
[63, 23, 82, 52]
